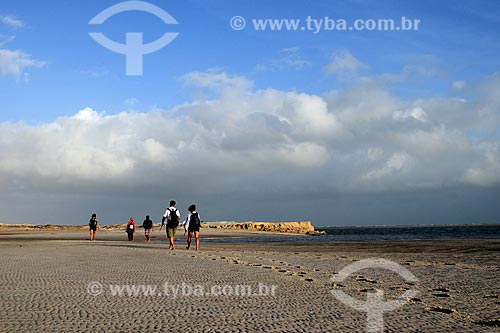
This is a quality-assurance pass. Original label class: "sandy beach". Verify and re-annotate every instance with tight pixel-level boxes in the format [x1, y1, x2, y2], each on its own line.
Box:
[0, 229, 499, 332]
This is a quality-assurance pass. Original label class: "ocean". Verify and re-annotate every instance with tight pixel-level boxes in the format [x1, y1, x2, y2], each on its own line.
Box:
[203, 224, 500, 243]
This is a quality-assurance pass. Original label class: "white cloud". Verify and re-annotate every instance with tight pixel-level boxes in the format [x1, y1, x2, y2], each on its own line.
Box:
[77, 68, 109, 78]
[324, 50, 368, 75]
[0, 34, 15, 47]
[0, 69, 499, 197]
[181, 69, 253, 93]
[0, 49, 45, 78]
[123, 97, 140, 107]
[452, 80, 466, 90]
[256, 47, 310, 72]
[0, 80, 342, 188]
[360, 152, 414, 181]
[0, 17, 44, 79]
[393, 107, 428, 122]
[1, 15, 24, 29]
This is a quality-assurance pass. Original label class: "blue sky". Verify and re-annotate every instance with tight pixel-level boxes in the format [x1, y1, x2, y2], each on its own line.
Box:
[2, 0, 499, 121]
[1, 0, 499, 225]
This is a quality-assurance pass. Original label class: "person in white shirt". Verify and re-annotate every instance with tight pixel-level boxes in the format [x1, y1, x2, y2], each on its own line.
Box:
[162, 200, 181, 250]
[185, 204, 201, 250]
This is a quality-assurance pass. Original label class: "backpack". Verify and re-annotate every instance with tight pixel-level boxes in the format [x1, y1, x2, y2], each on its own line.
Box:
[143, 219, 153, 229]
[190, 213, 201, 228]
[167, 208, 179, 228]
[89, 217, 97, 227]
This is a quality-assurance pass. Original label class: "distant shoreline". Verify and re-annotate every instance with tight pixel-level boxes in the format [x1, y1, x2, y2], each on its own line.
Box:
[2, 222, 499, 229]
[0, 221, 324, 235]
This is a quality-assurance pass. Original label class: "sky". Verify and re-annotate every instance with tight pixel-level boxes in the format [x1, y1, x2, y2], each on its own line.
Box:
[0, 0, 499, 226]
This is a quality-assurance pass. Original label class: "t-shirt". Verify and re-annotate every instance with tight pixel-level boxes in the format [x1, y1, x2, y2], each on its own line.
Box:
[185, 211, 201, 230]
[143, 219, 153, 229]
[163, 207, 180, 219]
[89, 217, 98, 227]
[127, 221, 136, 231]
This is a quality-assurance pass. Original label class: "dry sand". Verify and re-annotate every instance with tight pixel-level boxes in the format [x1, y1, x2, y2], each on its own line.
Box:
[0, 229, 499, 332]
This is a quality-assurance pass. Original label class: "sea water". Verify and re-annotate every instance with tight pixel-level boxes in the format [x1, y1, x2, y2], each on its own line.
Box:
[202, 225, 500, 243]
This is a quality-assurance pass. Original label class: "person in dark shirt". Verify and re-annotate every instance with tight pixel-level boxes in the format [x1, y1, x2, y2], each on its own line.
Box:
[185, 204, 201, 251]
[142, 215, 154, 244]
[88, 213, 99, 241]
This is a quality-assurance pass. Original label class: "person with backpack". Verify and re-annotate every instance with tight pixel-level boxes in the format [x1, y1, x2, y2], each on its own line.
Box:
[162, 200, 181, 250]
[185, 204, 201, 251]
[142, 215, 154, 244]
[126, 217, 136, 241]
[89, 213, 99, 241]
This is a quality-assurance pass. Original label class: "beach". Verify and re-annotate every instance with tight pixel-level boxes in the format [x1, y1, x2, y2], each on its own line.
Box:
[0, 229, 499, 332]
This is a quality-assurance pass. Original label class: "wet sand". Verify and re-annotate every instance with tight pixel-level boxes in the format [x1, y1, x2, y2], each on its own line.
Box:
[0, 230, 499, 332]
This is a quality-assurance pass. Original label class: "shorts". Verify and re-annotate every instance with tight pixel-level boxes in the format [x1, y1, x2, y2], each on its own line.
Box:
[89, 226, 97, 231]
[166, 227, 176, 238]
[188, 225, 200, 233]
[145, 228, 152, 236]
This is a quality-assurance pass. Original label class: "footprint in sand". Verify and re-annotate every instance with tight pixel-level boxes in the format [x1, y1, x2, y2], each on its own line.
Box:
[474, 320, 500, 328]
[426, 307, 455, 314]
[432, 288, 450, 292]
[401, 260, 415, 265]
[356, 277, 378, 284]
[358, 288, 377, 293]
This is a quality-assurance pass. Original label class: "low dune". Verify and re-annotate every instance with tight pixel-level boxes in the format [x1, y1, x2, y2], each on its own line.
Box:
[0, 221, 325, 235]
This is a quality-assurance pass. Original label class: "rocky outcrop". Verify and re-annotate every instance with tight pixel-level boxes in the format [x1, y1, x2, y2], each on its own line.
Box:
[202, 221, 325, 235]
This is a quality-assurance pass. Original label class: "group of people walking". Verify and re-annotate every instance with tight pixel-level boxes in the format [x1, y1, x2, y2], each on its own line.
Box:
[88, 200, 202, 250]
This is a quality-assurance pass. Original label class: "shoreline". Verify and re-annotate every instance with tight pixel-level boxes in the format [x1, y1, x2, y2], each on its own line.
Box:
[0, 229, 498, 253]
[2, 222, 498, 229]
